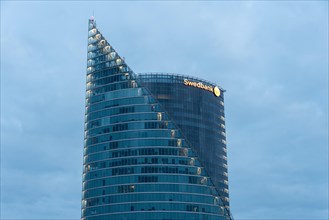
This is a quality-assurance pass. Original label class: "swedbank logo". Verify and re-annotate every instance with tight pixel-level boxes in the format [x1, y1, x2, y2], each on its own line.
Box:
[184, 79, 220, 97]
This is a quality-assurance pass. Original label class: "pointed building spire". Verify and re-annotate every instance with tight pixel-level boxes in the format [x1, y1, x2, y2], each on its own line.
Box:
[88, 15, 96, 30]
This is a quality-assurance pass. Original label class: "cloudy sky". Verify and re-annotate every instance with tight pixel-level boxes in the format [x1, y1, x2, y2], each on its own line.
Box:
[1, 1, 328, 219]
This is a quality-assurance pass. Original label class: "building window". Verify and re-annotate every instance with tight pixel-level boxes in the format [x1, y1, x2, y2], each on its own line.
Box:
[118, 185, 135, 193]
[187, 205, 199, 212]
[177, 139, 182, 147]
[171, 130, 175, 138]
[131, 80, 137, 88]
[200, 177, 207, 185]
[197, 167, 202, 175]
[214, 197, 219, 205]
[138, 176, 158, 182]
[157, 112, 162, 121]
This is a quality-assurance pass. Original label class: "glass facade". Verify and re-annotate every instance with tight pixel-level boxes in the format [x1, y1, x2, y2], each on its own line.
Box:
[82, 18, 232, 220]
[137, 73, 230, 209]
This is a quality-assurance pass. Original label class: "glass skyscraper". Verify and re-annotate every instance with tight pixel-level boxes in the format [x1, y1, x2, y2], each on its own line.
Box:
[82, 18, 232, 220]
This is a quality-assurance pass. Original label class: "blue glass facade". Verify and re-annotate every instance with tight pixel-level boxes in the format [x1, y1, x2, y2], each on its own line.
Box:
[137, 73, 230, 209]
[82, 18, 232, 220]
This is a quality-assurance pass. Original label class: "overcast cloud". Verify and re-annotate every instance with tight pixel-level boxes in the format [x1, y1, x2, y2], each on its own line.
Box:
[1, 1, 328, 219]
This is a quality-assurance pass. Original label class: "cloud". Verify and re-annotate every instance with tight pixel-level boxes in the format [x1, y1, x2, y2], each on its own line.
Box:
[1, 1, 328, 219]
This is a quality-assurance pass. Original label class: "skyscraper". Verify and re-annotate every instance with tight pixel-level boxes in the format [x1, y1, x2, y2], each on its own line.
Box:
[82, 17, 232, 220]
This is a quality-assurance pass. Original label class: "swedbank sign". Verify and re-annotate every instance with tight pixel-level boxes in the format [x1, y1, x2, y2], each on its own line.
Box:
[183, 79, 221, 97]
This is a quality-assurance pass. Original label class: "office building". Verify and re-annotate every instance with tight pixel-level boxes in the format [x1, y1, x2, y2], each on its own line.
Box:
[82, 17, 232, 220]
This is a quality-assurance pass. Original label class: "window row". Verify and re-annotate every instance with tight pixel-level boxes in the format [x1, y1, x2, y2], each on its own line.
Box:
[84, 165, 203, 180]
[87, 45, 113, 59]
[85, 156, 195, 171]
[83, 174, 211, 190]
[85, 129, 178, 146]
[83, 183, 218, 200]
[86, 81, 131, 98]
[82, 202, 225, 217]
[86, 121, 175, 137]
[84, 145, 188, 164]
[86, 87, 144, 105]
[86, 104, 160, 121]
[87, 52, 120, 68]
[86, 66, 130, 83]
[85, 138, 180, 155]
[83, 211, 226, 220]
[86, 96, 150, 115]
[87, 60, 123, 73]
[87, 41, 107, 53]
[84, 193, 220, 208]
[85, 112, 162, 130]
[86, 73, 126, 90]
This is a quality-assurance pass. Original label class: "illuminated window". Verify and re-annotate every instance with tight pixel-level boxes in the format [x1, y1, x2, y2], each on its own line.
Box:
[109, 52, 116, 59]
[116, 58, 122, 65]
[131, 80, 137, 88]
[88, 28, 97, 36]
[104, 46, 111, 53]
[98, 40, 105, 46]
[214, 197, 219, 205]
[171, 130, 175, 138]
[177, 139, 182, 147]
[200, 177, 207, 185]
[157, 112, 162, 121]
[118, 185, 135, 193]
[82, 199, 87, 208]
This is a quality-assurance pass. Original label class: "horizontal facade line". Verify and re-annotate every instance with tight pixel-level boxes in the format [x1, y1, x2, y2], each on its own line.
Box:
[85, 111, 158, 124]
[82, 182, 213, 191]
[84, 191, 218, 200]
[85, 103, 151, 116]
[85, 148, 191, 158]
[82, 210, 225, 218]
[84, 164, 200, 173]
[85, 137, 182, 148]
[83, 200, 224, 209]
[83, 173, 209, 183]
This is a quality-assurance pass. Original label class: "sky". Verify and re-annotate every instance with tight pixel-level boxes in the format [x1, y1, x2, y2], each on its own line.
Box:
[1, 1, 328, 219]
